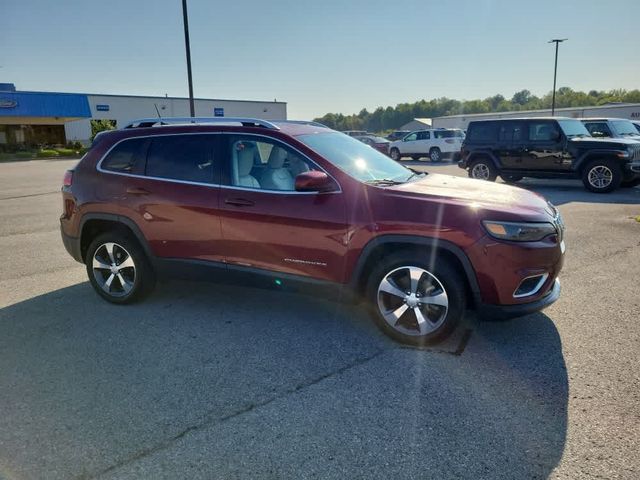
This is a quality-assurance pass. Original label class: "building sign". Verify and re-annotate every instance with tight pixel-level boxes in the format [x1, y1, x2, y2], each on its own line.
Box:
[96, 104, 110, 111]
[631, 112, 640, 118]
[0, 98, 18, 108]
[214, 107, 224, 117]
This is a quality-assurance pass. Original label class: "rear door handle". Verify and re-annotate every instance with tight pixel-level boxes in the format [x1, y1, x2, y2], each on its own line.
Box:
[224, 198, 255, 207]
[126, 187, 150, 195]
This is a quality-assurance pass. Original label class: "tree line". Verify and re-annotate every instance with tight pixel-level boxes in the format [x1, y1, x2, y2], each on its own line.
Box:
[312, 88, 640, 133]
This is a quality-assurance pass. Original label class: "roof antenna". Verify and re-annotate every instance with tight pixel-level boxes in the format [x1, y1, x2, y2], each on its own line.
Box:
[154, 103, 166, 125]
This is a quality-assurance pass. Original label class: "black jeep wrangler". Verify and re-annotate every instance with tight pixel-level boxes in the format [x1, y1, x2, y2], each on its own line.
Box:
[458, 117, 640, 192]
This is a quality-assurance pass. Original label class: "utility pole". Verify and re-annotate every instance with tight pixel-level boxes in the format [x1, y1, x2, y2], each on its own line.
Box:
[182, 0, 195, 118]
[549, 39, 567, 116]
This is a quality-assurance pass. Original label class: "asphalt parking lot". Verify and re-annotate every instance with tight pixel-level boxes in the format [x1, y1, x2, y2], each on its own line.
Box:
[1, 158, 639, 480]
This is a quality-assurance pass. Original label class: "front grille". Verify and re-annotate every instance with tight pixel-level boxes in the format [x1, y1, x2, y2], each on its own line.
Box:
[629, 144, 640, 161]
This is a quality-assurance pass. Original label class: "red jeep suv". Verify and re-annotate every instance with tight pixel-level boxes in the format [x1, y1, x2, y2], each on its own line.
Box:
[60, 117, 564, 345]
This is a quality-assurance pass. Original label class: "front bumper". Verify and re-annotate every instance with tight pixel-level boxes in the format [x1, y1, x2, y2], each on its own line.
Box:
[476, 278, 561, 320]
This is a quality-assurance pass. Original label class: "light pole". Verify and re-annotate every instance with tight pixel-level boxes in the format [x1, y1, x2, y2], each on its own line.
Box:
[549, 38, 567, 116]
[182, 0, 195, 118]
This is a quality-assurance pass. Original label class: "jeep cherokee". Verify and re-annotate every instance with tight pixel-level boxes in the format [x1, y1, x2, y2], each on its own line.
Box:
[61, 117, 564, 345]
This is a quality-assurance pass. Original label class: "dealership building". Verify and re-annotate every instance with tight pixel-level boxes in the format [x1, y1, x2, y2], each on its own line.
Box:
[0, 83, 287, 146]
[432, 103, 640, 130]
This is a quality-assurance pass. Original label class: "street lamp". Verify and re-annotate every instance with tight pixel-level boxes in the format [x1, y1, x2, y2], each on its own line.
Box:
[182, 0, 195, 118]
[549, 39, 567, 116]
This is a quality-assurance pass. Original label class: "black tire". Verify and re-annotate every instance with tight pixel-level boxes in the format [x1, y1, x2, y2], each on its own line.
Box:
[85, 230, 156, 304]
[501, 174, 523, 184]
[429, 147, 442, 162]
[390, 148, 401, 161]
[581, 159, 622, 193]
[365, 252, 466, 346]
[468, 158, 498, 181]
[620, 178, 640, 188]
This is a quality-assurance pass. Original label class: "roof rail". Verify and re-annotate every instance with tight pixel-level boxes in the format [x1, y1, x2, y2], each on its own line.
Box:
[122, 117, 280, 130]
[278, 120, 329, 128]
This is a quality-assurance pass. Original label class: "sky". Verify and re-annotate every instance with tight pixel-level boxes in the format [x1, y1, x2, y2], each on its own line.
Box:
[1, 0, 639, 119]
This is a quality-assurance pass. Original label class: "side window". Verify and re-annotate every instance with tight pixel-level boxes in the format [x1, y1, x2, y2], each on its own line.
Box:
[584, 122, 612, 137]
[145, 135, 215, 183]
[498, 123, 525, 142]
[467, 123, 497, 143]
[528, 122, 560, 141]
[101, 137, 148, 173]
[404, 133, 417, 141]
[225, 136, 318, 191]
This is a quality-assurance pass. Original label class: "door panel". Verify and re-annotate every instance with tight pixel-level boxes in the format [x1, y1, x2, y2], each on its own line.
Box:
[497, 122, 526, 169]
[520, 121, 568, 171]
[117, 134, 225, 262]
[218, 134, 348, 283]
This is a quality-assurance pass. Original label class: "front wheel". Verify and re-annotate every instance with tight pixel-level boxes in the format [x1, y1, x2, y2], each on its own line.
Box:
[366, 254, 465, 346]
[469, 158, 497, 181]
[582, 159, 622, 193]
[390, 148, 401, 161]
[85, 231, 156, 304]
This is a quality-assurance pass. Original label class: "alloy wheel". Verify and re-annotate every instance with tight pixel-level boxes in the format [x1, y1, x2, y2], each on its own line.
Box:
[92, 242, 136, 297]
[471, 163, 490, 180]
[588, 165, 613, 189]
[377, 266, 449, 336]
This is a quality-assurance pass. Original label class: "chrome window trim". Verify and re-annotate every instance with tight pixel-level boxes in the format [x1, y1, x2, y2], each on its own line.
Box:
[96, 131, 342, 195]
[513, 273, 549, 299]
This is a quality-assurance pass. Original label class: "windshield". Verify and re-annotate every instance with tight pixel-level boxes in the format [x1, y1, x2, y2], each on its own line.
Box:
[298, 132, 415, 183]
[557, 119, 591, 137]
[611, 120, 639, 136]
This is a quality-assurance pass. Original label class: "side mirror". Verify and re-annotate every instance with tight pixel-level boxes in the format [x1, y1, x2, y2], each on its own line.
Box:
[295, 171, 336, 193]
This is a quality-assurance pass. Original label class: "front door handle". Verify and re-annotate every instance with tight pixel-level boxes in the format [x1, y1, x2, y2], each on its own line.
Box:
[126, 187, 150, 195]
[225, 198, 255, 207]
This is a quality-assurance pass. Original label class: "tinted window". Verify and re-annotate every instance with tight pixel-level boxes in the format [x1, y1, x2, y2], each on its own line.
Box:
[417, 131, 430, 140]
[584, 122, 612, 137]
[528, 122, 560, 141]
[146, 135, 215, 183]
[102, 137, 147, 173]
[434, 129, 464, 139]
[498, 123, 525, 142]
[467, 122, 497, 142]
[404, 133, 418, 141]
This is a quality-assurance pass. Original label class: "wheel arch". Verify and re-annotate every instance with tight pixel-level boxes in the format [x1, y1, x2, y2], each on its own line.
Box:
[79, 213, 154, 265]
[349, 235, 481, 307]
[467, 151, 500, 168]
[575, 151, 626, 173]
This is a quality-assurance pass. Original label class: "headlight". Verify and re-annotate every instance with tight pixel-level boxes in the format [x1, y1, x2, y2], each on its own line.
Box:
[482, 220, 556, 242]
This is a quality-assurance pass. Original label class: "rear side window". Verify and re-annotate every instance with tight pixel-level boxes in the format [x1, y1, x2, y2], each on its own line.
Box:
[434, 130, 464, 139]
[417, 131, 430, 140]
[498, 123, 525, 142]
[467, 123, 497, 142]
[146, 135, 215, 183]
[101, 138, 148, 173]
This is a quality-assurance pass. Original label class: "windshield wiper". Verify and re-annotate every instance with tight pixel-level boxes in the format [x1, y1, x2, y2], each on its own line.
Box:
[365, 178, 405, 186]
[405, 172, 425, 182]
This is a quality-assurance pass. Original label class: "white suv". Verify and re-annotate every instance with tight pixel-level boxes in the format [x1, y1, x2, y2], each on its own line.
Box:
[389, 129, 464, 162]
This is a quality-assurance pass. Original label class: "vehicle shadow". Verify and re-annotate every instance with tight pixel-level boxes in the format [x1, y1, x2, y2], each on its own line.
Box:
[511, 178, 640, 206]
[0, 281, 568, 479]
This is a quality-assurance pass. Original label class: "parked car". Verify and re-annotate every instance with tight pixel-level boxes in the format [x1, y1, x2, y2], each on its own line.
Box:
[342, 130, 368, 137]
[581, 118, 640, 141]
[389, 128, 464, 162]
[386, 130, 411, 142]
[459, 117, 640, 192]
[354, 135, 391, 155]
[61, 117, 564, 346]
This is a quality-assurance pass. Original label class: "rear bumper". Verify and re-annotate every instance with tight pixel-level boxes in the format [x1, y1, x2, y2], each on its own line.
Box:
[476, 278, 561, 320]
[60, 223, 83, 263]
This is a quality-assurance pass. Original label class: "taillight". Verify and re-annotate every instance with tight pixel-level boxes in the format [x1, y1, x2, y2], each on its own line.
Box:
[63, 170, 73, 187]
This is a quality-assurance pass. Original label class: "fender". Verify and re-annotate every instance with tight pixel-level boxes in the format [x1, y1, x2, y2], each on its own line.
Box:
[574, 149, 629, 172]
[466, 149, 501, 169]
[79, 213, 156, 265]
[348, 234, 481, 303]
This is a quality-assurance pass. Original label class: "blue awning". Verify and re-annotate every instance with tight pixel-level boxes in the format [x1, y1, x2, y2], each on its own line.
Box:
[0, 91, 91, 118]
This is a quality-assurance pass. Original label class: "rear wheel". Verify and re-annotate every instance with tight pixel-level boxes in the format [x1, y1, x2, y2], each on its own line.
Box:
[390, 148, 401, 161]
[469, 158, 497, 181]
[85, 231, 156, 304]
[582, 159, 622, 193]
[366, 253, 465, 346]
[429, 147, 442, 162]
